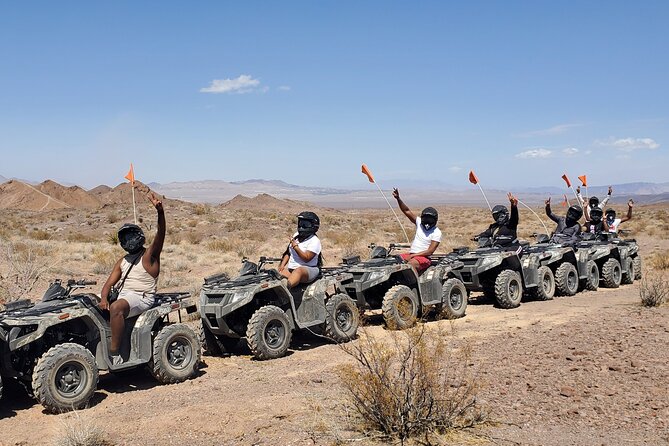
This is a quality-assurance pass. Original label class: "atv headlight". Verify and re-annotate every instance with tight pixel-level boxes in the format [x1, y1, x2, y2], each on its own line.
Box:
[366, 271, 386, 282]
[479, 256, 498, 269]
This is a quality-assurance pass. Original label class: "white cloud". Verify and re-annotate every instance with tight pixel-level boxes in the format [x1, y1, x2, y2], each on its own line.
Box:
[595, 137, 660, 152]
[278, 85, 291, 91]
[448, 166, 463, 172]
[562, 147, 579, 156]
[515, 148, 552, 159]
[517, 123, 582, 138]
[200, 75, 263, 94]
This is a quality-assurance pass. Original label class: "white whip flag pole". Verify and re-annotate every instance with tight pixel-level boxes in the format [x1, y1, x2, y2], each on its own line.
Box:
[468, 170, 492, 211]
[125, 163, 137, 224]
[516, 199, 550, 235]
[361, 164, 410, 243]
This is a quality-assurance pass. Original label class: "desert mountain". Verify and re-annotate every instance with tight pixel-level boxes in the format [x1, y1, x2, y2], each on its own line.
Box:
[220, 193, 317, 212]
[0, 180, 72, 211]
[36, 180, 100, 209]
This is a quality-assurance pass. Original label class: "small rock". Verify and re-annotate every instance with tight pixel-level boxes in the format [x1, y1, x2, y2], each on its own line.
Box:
[608, 365, 621, 372]
[560, 386, 576, 397]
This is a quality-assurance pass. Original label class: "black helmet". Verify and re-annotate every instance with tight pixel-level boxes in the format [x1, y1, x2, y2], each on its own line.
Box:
[589, 207, 603, 223]
[588, 196, 600, 208]
[566, 205, 583, 223]
[491, 205, 509, 226]
[297, 211, 320, 237]
[118, 223, 145, 254]
[605, 208, 616, 222]
[420, 207, 438, 231]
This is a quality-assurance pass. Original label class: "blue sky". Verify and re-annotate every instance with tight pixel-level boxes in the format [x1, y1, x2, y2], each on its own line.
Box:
[1, 1, 667, 189]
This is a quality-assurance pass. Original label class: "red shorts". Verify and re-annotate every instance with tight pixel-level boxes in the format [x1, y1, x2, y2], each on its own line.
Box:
[400, 253, 432, 272]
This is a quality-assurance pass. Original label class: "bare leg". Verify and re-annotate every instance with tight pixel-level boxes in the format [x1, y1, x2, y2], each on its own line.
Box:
[109, 299, 130, 354]
[407, 258, 421, 270]
[287, 267, 310, 288]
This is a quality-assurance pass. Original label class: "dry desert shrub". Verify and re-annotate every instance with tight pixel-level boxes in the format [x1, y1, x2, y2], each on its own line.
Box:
[338, 326, 483, 444]
[0, 240, 53, 303]
[650, 250, 669, 270]
[640, 270, 668, 307]
[54, 414, 114, 446]
[90, 247, 119, 275]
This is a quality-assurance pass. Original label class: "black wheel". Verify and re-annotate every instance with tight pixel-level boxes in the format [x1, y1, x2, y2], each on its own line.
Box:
[440, 278, 468, 319]
[555, 262, 579, 296]
[633, 256, 642, 280]
[382, 285, 419, 330]
[494, 270, 523, 309]
[324, 294, 359, 342]
[200, 322, 239, 356]
[601, 258, 622, 288]
[32, 343, 98, 413]
[149, 324, 201, 384]
[246, 305, 292, 360]
[530, 265, 555, 301]
[621, 259, 635, 285]
[582, 260, 599, 291]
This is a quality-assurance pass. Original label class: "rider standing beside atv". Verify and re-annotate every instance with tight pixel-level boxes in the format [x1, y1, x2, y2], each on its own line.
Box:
[391, 188, 441, 273]
[545, 197, 582, 244]
[100, 185, 165, 365]
[278, 211, 322, 288]
[475, 193, 519, 246]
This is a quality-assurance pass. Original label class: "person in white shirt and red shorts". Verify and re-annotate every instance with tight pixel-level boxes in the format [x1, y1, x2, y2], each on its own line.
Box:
[392, 188, 442, 273]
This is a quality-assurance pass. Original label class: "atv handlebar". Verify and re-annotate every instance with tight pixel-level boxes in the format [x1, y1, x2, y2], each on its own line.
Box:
[66, 279, 97, 287]
[389, 243, 410, 249]
[258, 256, 282, 263]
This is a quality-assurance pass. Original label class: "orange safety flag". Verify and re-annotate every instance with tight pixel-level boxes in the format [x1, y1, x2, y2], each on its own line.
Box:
[125, 163, 135, 185]
[361, 164, 375, 183]
[578, 175, 587, 187]
[561, 194, 568, 207]
[561, 174, 571, 188]
[468, 170, 479, 185]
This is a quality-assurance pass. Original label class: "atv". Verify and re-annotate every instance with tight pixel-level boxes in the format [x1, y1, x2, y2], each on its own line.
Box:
[200, 257, 359, 360]
[0, 279, 201, 413]
[338, 243, 468, 330]
[446, 235, 548, 309]
[576, 233, 626, 288]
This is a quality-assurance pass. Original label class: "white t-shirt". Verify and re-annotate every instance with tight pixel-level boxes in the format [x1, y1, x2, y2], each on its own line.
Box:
[607, 218, 622, 233]
[410, 217, 442, 254]
[287, 233, 322, 269]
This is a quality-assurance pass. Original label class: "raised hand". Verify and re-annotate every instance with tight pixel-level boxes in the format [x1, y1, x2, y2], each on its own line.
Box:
[545, 197, 551, 206]
[608, 186, 613, 195]
[507, 192, 518, 206]
[146, 191, 163, 212]
[576, 185, 581, 194]
[392, 188, 400, 201]
[628, 199, 634, 208]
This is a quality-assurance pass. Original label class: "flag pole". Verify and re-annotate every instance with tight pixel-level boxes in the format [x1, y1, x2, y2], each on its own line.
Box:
[375, 182, 410, 244]
[131, 182, 137, 225]
[477, 183, 492, 211]
[517, 199, 549, 235]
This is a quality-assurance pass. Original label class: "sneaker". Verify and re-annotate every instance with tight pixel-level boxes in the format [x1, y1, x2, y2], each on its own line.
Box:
[111, 354, 123, 366]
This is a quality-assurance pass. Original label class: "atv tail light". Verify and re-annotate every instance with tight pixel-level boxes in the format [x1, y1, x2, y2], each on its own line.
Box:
[59, 313, 70, 320]
[261, 283, 269, 288]
[171, 303, 180, 310]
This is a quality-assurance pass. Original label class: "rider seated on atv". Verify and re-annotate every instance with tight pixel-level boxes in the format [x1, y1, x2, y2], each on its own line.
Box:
[474, 192, 519, 247]
[583, 206, 606, 235]
[100, 185, 165, 365]
[278, 211, 322, 288]
[392, 188, 442, 273]
[545, 197, 582, 244]
[604, 200, 634, 234]
[577, 185, 612, 211]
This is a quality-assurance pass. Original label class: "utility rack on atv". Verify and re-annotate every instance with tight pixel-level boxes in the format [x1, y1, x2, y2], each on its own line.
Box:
[0, 279, 201, 413]
[200, 256, 360, 360]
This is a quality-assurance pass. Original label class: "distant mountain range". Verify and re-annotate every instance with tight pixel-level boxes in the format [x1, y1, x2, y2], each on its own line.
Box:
[1, 175, 668, 209]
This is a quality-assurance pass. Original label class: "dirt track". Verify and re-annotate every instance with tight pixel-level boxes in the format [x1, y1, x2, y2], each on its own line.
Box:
[1, 284, 668, 446]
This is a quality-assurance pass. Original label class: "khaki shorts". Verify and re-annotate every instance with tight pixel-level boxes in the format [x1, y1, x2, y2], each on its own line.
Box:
[118, 290, 156, 318]
[289, 266, 320, 282]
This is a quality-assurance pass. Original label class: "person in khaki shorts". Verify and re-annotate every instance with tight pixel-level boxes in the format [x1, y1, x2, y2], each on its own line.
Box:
[100, 185, 165, 365]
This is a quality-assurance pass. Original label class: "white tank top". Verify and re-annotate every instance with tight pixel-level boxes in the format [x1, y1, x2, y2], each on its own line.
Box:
[120, 253, 157, 295]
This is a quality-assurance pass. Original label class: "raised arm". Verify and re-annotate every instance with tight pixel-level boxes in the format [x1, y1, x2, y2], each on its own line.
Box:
[600, 186, 612, 207]
[508, 192, 519, 229]
[392, 188, 417, 224]
[620, 199, 633, 223]
[545, 197, 560, 223]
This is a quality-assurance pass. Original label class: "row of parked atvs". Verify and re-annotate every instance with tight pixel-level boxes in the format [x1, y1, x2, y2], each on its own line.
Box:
[0, 231, 641, 413]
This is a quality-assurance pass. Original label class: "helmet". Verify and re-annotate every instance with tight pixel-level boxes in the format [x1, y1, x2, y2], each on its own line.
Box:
[589, 207, 603, 223]
[566, 205, 583, 223]
[605, 208, 616, 223]
[491, 205, 509, 226]
[420, 207, 438, 231]
[297, 211, 320, 237]
[118, 224, 145, 254]
[588, 196, 600, 208]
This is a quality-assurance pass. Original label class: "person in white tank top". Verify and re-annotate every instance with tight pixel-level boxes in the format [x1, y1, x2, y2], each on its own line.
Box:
[100, 186, 165, 364]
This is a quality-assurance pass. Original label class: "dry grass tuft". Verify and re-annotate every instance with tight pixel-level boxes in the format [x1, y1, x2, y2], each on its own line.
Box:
[640, 270, 669, 307]
[54, 414, 115, 446]
[650, 250, 669, 270]
[338, 325, 483, 444]
[0, 240, 53, 303]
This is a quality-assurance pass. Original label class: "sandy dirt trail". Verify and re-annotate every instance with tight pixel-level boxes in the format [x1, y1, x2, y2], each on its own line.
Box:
[1, 283, 667, 446]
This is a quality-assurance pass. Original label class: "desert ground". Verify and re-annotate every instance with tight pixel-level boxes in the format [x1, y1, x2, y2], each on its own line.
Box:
[1, 183, 668, 445]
